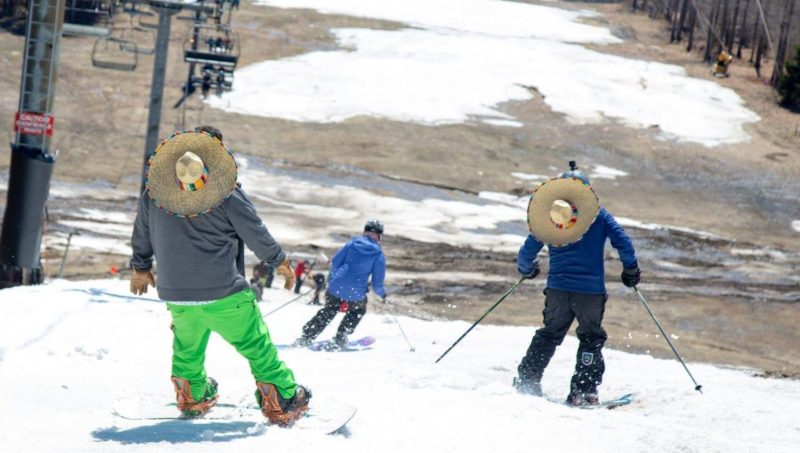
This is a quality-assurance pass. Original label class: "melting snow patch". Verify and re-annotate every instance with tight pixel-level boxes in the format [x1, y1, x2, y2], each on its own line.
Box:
[589, 164, 628, 180]
[481, 118, 524, 128]
[792, 220, 800, 233]
[511, 172, 548, 181]
[616, 217, 730, 241]
[215, 0, 761, 146]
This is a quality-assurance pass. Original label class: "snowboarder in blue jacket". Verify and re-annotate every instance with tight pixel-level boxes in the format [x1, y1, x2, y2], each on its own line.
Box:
[295, 220, 387, 349]
[514, 164, 640, 406]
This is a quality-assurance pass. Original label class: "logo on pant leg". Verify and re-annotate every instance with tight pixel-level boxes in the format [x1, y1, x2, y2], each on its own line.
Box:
[581, 352, 594, 366]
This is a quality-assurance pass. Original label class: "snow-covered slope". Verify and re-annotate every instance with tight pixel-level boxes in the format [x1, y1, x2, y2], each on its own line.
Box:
[207, 0, 759, 146]
[0, 279, 797, 452]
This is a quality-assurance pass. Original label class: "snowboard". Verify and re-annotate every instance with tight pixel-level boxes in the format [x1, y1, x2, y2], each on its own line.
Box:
[308, 336, 376, 352]
[276, 336, 376, 352]
[112, 396, 356, 435]
[556, 393, 634, 410]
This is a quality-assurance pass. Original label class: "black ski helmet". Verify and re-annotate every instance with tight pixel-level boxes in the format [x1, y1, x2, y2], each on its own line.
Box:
[364, 219, 384, 235]
[559, 160, 590, 185]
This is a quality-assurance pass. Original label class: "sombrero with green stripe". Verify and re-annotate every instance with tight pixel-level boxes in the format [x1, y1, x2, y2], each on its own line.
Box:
[526, 176, 600, 247]
[145, 130, 237, 217]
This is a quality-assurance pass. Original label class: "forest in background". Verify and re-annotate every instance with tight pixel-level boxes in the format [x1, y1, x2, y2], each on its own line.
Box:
[631, 0, 799, 100]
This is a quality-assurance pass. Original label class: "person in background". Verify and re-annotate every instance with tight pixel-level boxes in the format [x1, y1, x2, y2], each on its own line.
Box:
[293, 259, 307, 294]
[294, 220, 387, 349]
[253, 260, 275, 290]
[309, 273, 326, 306]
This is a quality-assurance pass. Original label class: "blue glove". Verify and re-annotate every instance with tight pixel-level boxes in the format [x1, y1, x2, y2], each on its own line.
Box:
[519, 260, 541, 280]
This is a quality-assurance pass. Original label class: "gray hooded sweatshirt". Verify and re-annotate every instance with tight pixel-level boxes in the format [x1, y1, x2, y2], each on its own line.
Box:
[131, 185, 286, 301]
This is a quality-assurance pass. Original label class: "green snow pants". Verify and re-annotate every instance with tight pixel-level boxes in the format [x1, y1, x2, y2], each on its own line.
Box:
[167, 288, 297, 401]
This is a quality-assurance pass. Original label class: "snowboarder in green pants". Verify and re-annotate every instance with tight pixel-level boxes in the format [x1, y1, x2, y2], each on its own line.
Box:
[130, 127, 310, 426]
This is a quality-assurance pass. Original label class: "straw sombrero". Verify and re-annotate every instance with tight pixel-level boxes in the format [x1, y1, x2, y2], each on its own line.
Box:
[145, 130, 237, 217]
[526, 176, 600, 247]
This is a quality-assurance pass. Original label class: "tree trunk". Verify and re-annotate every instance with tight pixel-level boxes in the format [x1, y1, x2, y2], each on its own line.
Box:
[770, 0, 796, 88]
[750, 0, 762, 62]
[705, 0, 722, 62]
[675, 0, 690, 42]
[721, 0, 730, 52]
[753, 0, 773, 75]
[729, 0, 742, 52]
[755, 34, 766, 76]
[671, 0, 682, 42]
[687, 7, 697, 52]
[737, 0, 752, 58]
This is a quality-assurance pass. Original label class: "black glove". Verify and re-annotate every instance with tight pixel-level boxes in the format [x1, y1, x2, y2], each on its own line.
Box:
[519, 261, 541, 279]
[621, 267, 641, 288]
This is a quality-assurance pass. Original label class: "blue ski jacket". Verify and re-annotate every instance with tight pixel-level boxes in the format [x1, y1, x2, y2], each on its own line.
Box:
[517, 208, 638, 295]
[327, 235, 387, 302]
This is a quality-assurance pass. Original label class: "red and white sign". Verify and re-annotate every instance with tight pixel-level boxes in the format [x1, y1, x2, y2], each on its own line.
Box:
[14, 111, 54, 136]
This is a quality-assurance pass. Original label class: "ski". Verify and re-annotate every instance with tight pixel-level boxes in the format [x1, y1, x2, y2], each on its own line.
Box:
[551, 393, 634, 410]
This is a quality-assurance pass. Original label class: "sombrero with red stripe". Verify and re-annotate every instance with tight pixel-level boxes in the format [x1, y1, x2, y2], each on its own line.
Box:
[145, 130, 237, 217]
[526, 176, 600, 247]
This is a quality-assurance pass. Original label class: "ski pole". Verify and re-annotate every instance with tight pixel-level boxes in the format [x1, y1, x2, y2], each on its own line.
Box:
[387, 302, 415, 352]
[263, 288, 314, 318]
[435, 277, 525, 363]
[634, 286, 703, 394]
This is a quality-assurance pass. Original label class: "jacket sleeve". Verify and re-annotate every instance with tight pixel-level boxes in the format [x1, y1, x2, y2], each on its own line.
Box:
[330, 242, 349, 274]
[223, 187, 286, 267]
[604, 210, 638, 269]
[371, 252, 387, 298]
[517, 234, 544, 274]
[130, 192, 154, 270]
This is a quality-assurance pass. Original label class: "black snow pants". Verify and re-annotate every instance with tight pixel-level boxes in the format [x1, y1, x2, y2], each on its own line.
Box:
[301, 293, 367, 341]
[517, 288, 608, 395]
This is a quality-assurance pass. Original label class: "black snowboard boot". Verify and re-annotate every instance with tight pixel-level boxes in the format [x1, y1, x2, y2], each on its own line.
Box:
[293, 336, 312, 347]
[512, 377, 543, 397]
[333, 332, 349, 349]
[566, 392, 599, 407]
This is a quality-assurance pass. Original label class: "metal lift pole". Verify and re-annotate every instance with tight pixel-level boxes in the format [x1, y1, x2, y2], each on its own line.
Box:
[173, 5, 202, 110]
[0, 0, 66, 288]
[140, 1, 180, 195]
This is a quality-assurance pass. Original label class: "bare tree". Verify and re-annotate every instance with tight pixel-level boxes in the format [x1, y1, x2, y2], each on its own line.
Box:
[770, 0, 797, 87]
[736, 0, 752, 58]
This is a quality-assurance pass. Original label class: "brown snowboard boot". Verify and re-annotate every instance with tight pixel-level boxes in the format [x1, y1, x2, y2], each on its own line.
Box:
[171, 376, 219, 418]
[255, 382, 311, 426]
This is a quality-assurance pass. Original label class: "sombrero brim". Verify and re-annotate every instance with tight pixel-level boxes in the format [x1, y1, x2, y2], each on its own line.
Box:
[527, 177, 600, 247]
[146, 131, 237, 217]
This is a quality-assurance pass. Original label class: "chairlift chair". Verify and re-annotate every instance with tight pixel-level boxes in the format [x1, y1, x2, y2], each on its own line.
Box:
[91, 36, 138, 71]
[183, 24, 240, 69]
[121, 0, 154, 17]
[117, 15, 156, 55]
[63, 0, 113, 36]
[64, 0, 111, 25]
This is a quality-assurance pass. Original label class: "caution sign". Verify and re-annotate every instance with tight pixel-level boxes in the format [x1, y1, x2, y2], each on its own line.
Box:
[14, 111, 54, 136]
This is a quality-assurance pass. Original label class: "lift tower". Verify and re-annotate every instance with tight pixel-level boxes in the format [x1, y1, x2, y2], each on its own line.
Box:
[0, 0, 66, 288]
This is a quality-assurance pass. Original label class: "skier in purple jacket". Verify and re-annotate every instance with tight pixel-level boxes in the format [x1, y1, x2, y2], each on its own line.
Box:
[294, 220, 387, 349]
